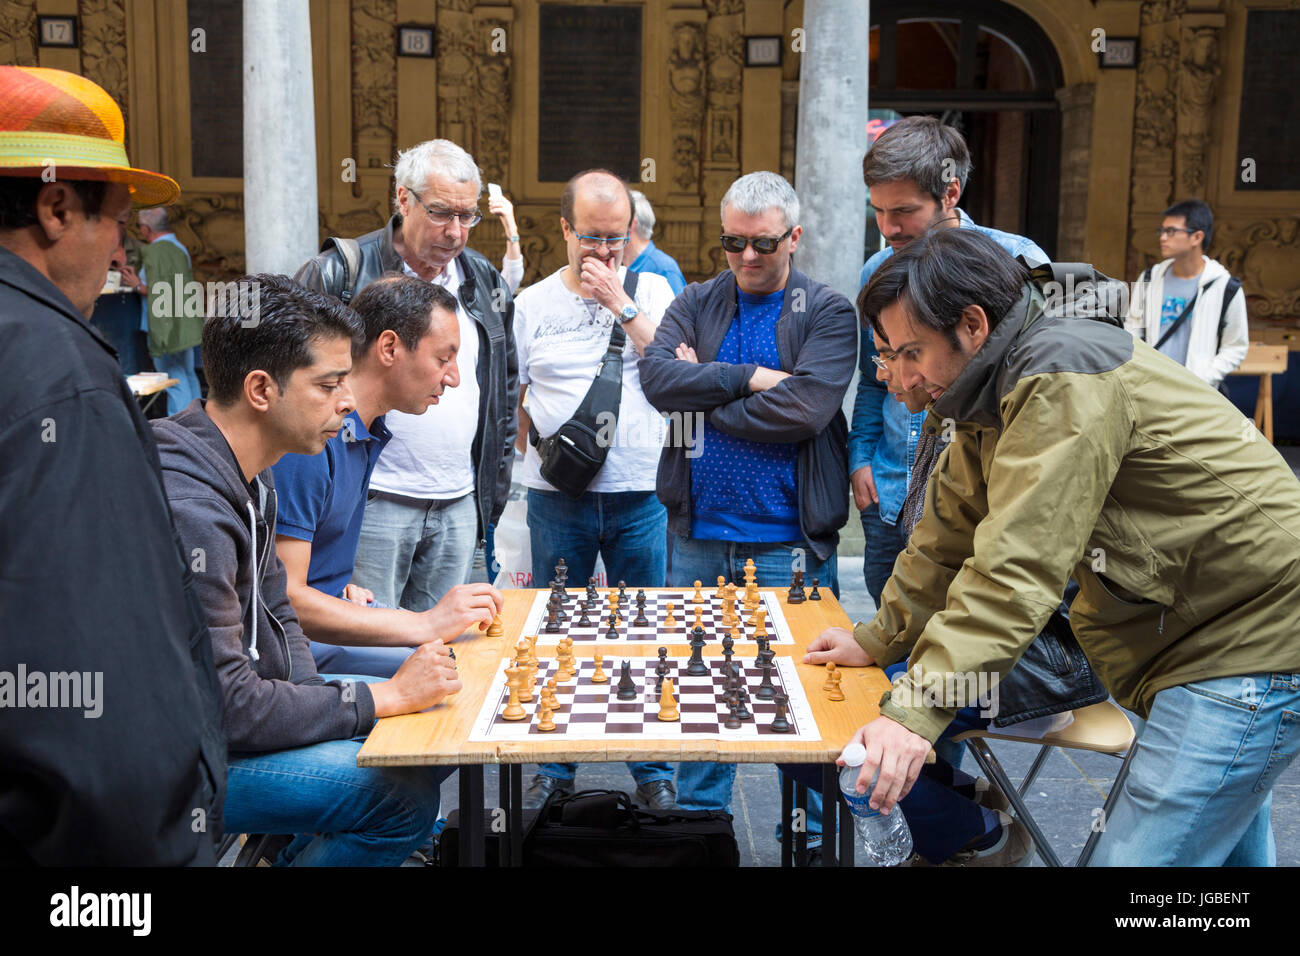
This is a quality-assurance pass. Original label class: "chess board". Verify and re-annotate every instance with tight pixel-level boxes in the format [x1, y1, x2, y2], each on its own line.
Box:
[468, 655, 820, 741]
[521, 588, 796, 646]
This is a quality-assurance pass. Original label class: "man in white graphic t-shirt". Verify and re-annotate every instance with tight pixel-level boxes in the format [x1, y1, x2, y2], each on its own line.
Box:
[513, 168, 679, 810]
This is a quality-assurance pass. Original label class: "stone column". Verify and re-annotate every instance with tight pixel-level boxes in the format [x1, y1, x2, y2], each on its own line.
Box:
[1055, 83, 1095, 263]
[793, 0, 869, 304]
[243, 0, 319, 276]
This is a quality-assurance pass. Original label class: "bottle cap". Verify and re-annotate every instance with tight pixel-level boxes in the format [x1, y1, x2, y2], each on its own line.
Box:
[840, 742, 867, 767]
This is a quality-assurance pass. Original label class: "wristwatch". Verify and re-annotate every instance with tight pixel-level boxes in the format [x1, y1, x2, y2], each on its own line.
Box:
[618, 302, 639, 323]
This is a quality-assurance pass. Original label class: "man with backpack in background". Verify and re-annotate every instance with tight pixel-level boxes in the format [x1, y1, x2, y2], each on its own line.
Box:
[1126, 199, 1248, 390]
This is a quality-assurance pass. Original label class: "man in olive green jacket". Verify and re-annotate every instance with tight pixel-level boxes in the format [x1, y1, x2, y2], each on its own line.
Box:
[808, 228, 1300, 865]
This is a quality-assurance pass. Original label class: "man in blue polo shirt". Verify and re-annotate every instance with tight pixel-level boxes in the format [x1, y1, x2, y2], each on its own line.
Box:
[274, 273, 504, 677]
[851, 117, 1047, 606]
[624, 189, 687, 294]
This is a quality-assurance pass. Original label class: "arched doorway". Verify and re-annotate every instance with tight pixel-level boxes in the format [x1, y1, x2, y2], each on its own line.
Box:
[867, 1, 1064, 258]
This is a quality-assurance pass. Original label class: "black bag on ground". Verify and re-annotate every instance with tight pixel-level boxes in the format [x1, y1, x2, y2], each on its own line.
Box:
[437, 788, 739, 866]
[528, 271, 638, 499]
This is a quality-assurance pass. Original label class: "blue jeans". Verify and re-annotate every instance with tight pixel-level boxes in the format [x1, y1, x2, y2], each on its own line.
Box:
[154, 346, 201, 417]
[668, 534, 838, 833]
[1091, 672, 1300, 866]
[353, 490, 478, 611]
[861, 503, 907, 608]
[223, 676, 452, 866]
[527, 487, 673, 786]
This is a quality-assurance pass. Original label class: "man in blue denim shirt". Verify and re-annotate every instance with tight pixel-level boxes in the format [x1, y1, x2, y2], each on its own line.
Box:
[849, 117, 1047, 605]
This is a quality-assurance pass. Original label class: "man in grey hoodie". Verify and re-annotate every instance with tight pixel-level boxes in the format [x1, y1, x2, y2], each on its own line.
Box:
[153, 274, 461, 865]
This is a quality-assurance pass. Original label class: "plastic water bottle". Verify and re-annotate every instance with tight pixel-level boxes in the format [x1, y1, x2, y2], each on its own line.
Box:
[839, 742, 914, 866]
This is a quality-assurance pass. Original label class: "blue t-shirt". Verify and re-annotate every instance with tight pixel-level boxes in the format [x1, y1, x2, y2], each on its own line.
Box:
[690, 288, 801, 543]
[629, 240, 687, 295]
[271, 409, 391, 598]
[1156, 273, 1198, 366]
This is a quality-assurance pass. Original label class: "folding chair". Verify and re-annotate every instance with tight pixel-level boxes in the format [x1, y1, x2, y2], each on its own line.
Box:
[950, 700, 1138, 866]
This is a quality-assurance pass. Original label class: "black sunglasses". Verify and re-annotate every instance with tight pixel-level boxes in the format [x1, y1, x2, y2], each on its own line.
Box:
[719, 227, 793, 255]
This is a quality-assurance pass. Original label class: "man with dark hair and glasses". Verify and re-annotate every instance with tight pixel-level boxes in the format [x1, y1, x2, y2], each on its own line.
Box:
[512, 167, 679, 810]
[1125, 198, 1248, 389]
[640, 170, 857, 829]
[295, 139, 517, 644]
[811, 227, 1300, 866]
[154, 274, 462, 865]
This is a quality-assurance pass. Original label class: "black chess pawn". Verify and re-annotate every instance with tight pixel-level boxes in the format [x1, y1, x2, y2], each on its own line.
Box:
[756, 659, 776, 700]
[576, 605, 592, 628]
[770, 694, 791, 733]
[617, 580, 628, 606]
[654, 647, 669, 689]
[724, 698, 742, 730]
[734, 690, 752, 721]
[686, 626, 709, 676]
[721, 634, 734, 668]
[586, 577, 599, 603]
[544, 605, 561, 634]
[633, 593, 650, 627]
[809, 577, 822, 601]
[606, 614, 620, 640]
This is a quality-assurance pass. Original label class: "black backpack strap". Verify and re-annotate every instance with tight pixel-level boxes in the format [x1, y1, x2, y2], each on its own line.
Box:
[321, 236, 363, 303]
[1218, 275, 1243, 348]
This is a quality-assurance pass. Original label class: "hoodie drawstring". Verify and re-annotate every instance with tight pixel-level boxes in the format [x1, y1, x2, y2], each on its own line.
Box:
[245, 500, 261, 662]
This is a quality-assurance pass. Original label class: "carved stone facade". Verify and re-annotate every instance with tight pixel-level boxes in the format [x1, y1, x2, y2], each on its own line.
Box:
[1174, 25, 1220, 199]
[1055, 83, 1095, 263]
[79, 0, 128, 133]
[0, 0, 37, 66]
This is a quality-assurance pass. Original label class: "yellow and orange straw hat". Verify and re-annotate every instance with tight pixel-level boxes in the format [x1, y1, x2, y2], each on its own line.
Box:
[0, 65, 179, 206]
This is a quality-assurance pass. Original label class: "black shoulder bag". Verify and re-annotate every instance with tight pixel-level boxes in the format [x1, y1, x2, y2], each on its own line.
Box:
[528, 271, 639, 500]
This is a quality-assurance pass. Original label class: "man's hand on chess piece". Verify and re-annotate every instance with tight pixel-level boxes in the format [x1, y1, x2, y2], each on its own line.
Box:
[804, 626, 874, 667]
[419, 582, 505, 643]
[371, 640, 462, 718]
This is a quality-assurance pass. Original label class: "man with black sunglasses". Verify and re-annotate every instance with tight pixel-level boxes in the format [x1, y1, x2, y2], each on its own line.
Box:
[640, 170, 857, 822]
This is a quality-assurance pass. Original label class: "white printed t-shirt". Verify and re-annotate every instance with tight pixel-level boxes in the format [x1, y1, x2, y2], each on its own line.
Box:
[367, 256, 481, 499]
[515, 266, 676, 494]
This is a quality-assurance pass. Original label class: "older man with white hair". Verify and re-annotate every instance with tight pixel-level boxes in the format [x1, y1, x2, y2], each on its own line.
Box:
[639, 170, 857, 827]
[624, 189, 687, 294]
[296, 139, 517, 617]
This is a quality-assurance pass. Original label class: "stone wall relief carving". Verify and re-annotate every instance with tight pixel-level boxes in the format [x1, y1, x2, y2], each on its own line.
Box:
[1174, 25, 1220, 198]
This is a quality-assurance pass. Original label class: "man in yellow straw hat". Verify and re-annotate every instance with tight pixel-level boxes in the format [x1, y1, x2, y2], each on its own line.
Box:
[0, 66, 225, 865]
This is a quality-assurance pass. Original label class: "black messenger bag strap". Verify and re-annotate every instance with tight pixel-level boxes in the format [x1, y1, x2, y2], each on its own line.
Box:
[529, 270, 639, 449]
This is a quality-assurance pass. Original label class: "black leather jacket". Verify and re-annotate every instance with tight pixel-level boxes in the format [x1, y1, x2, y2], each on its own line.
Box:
[294, 215, 518, 538]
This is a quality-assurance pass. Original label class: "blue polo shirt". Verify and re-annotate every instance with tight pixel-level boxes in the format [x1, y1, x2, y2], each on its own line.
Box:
[629, 240, 687, 295]
[690, 288, 801, 543]
[271, 409, 391, 598]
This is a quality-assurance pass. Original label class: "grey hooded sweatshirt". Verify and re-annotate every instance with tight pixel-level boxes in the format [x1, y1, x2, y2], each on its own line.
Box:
[153, 401, 376, 753]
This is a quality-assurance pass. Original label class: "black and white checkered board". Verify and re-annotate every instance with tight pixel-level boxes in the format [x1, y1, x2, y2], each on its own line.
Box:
[468, 655, 819, 741]
[522, 588, 795, 646]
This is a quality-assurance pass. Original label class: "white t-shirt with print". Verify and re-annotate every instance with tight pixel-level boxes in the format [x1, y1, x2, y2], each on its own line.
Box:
[515, 266, 676, 494]
[367, 257, 481, 499]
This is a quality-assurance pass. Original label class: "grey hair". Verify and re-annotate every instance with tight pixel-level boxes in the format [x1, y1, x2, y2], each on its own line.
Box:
[720, 171, 799, 229]
[138, 207, 169, 231]
[392, 139, 482, 212]
[629, 189, 655, 240]
[862, 115, 972, 203]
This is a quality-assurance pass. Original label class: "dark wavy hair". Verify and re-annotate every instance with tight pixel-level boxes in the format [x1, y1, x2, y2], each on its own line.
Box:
[858, 228, 1030, 350]
[349, 271, 458, 359]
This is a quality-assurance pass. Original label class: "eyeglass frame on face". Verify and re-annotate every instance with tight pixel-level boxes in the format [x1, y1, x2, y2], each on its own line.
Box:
[870, 349, 899, 375]
[563, 220, 630, 252]
[406, 187, 483, 228]
[1156, 226, 1198, 239]
[719, 227, 794, 255]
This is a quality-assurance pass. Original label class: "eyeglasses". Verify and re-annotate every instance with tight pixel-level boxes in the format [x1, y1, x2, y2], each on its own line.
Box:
[870, 351, 899, 374]
[719, 227, 793, 255]
[407, 188, 482, 228]
[570, 231, 629, 252]
[1156, 226, 1195, 238]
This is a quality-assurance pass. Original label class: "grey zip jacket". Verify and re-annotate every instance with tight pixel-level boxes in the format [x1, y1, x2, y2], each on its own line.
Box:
[153, 402, 377, 753]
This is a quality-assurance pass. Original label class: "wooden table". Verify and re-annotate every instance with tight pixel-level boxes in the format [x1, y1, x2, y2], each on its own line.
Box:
[126, 374, 179, 415]
[359, 586, 891, 866]
[1229, 343, 1289, 444]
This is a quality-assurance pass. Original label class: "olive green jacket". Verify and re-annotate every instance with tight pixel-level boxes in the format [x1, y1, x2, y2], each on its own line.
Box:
[854, 284, 1300, 744]
[140, 236, 203, 357]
